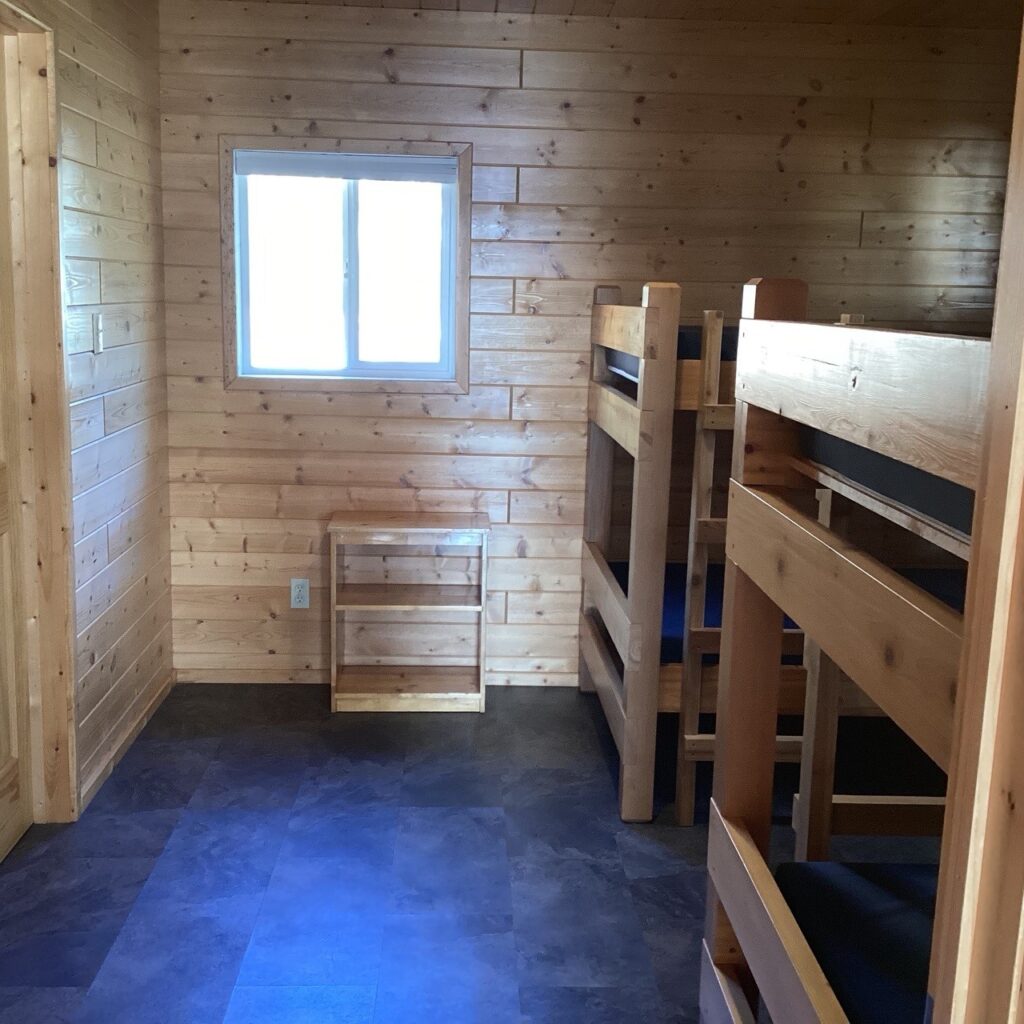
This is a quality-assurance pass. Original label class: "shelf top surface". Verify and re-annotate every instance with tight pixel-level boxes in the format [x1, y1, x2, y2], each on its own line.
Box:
[327, 511, 491, 537]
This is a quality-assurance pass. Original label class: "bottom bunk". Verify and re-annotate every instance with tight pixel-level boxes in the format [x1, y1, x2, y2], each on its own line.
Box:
[607, 560, 966, 694]
[775, 861, 937, 1024]
[604, 559, 962, 818]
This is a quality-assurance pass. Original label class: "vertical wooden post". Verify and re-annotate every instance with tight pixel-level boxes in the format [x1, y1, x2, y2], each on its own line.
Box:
[705, 556, 786, 974]
[677, 310, 725, 826]
[703, 277, 810, 998]
[330, 533, 339, 701]
[929, 26, 1024, 1023]
[0, 17, 76, 823]
[619, 282, 680, 822]
[582, 286, 621, 558]
[794, 647, 841, 861]
[478, 532, 489, 713]
[580, 286, 621, 695]
[794, 491, 841, 861]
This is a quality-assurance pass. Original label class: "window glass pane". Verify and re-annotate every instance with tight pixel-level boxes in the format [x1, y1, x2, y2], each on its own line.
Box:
[245, 174, 346, 372]
[357, 180, 444, 365]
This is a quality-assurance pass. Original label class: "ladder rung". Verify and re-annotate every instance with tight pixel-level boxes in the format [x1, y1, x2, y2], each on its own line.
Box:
[701, 404, 735, 430]
[695, 516, 727, 545]
[687, 626, 804, 656]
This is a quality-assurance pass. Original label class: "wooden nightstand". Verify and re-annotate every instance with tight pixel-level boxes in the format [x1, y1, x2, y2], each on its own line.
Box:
[327, 512, 490, 713]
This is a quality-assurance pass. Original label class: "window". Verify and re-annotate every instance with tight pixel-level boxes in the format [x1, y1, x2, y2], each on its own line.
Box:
[224, 143, 469, 389]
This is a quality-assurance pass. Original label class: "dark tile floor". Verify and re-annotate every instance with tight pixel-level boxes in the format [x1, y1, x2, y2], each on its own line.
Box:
[0, 685, 716, 1024]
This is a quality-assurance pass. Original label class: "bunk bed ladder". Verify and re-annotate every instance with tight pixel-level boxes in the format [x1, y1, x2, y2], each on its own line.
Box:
[677, 310, 730, 826]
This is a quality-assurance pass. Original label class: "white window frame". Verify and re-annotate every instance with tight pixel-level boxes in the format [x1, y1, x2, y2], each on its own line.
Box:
[220, 138, 472, 393]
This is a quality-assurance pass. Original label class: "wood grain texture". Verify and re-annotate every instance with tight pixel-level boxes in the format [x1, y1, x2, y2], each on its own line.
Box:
[19, 0, 173, 808]
[160, 0, 1011, 686]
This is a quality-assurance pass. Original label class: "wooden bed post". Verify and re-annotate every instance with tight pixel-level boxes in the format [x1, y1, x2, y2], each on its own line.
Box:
[677, 310, 726, 827]
[580, 286, 622, 695]
[619, 282, 681, 821]
[929, 26, 1024, 1023]
[703, 278, 810, 1000]
[794, 490, 841, 862]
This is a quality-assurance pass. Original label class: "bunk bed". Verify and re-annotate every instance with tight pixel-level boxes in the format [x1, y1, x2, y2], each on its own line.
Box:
[700, 277, 990, 1024]
[581, 280, 813, 823]
[579, 282, 680, 823]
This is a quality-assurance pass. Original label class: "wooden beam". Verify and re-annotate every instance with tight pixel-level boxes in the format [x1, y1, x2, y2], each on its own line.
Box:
[579, 609, 625, 754]
[791, 456, 971, 561]
[590, 301, 656, 358]
[931, 26, 1024, 1024]
[792, 794, 946, 838]
[727, 481, 961, 770]
[685, 733, 802, 762]
[618, 282, 680, 822]
[700, 941, 757, 1024]
[708, 802, 849, 1024]
[581, 540, 632, 662]
[736, 319, 989, 489]
[589, 381, 640, 458]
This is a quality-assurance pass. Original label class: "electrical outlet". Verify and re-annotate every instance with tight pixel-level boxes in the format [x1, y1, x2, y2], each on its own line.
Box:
[91, 312, 105, 354]
[290, 578, 310, 609]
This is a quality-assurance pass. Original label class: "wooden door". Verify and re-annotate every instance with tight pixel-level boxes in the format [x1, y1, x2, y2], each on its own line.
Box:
[0, 29, 31, 859]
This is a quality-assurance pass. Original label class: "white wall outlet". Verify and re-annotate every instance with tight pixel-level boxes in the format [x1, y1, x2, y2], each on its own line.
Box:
[290, 578, 310, 609]
[91, 312, 104, 354]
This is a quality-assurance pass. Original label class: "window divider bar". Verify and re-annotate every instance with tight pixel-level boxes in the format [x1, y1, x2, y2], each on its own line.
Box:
[343, 178, 359, 372]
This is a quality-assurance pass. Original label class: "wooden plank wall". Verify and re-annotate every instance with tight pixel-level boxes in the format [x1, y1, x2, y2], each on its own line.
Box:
[159, 0, 1018, 688]
[17, 0, 172, 802]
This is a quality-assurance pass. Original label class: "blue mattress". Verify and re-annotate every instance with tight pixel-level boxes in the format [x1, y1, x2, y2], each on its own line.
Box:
[605, 325, 739, 382]
[776, 861, 937, 1024]
[602, 323, 975, 536]
[609, 561, 965, 665]
[802, 428, 974, 536]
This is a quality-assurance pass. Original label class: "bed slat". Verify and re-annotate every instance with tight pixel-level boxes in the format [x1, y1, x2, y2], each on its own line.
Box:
[728, 481, 961, 769]
[581, 541, 632, 662]
[686, 733, 802, 762]
[708, 801, 849, 1024]
[699, 941, 757, 1024]
[589, 382, 640, 459]
[792, 792, 946, 837]
[590, 303, 655, 358]
[579, 610, 625, 753]
[736, 320, 989, 489]
[790, 456, 971, 561]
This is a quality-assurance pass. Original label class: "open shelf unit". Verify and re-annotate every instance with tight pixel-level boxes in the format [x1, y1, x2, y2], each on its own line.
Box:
[328, 512, 491, 713]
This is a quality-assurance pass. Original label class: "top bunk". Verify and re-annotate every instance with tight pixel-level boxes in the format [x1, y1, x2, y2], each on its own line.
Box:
[702, 278, 993, 1024]
[729, 279, 990, 769]
[590, 286, 741, 412]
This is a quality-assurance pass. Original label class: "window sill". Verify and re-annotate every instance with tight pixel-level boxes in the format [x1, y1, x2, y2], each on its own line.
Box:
[224, 372, 470, 395]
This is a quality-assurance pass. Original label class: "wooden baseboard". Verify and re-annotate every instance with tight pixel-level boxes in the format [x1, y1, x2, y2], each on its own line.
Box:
[78, 670, 176, 814]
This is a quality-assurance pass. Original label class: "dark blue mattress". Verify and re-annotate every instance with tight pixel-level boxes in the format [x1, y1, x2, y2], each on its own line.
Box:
[802, 428, 975, 536]
[609, 561, 965, 665]
[604, 325, 739, 381]
[602, 324, 975, 536]
[776, 861, 937, 1024]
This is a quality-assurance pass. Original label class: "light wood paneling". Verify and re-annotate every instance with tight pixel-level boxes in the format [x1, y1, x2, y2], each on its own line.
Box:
[22, 0, 172, 806]
[160, 0, 1013, 686]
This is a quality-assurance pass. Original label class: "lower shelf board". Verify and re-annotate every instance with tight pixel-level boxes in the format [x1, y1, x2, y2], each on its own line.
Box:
[333, 665, 484, 713]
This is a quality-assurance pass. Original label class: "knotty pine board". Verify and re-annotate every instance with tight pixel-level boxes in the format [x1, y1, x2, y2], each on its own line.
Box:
[161, 0, 1014, 686]
[15, 0, 173, 804]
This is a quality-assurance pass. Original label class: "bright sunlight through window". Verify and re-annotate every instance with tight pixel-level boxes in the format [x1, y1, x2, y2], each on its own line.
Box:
[233, 149, 458, 382]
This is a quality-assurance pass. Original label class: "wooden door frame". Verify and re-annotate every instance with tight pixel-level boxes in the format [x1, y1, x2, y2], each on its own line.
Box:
[0, 2, 77, 826]
[929, 17, 1024, 1023]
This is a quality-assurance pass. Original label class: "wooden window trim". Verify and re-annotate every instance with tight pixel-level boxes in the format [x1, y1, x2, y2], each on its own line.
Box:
[218, 135, 472, 394]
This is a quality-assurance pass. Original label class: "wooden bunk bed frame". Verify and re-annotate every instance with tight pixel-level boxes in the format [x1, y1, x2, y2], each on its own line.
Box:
[579, 282, 680, 823]
[700, 277, 992, 1023]
[580, 279, 853, 824]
